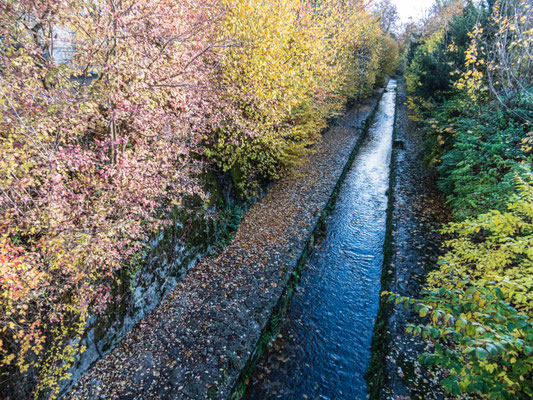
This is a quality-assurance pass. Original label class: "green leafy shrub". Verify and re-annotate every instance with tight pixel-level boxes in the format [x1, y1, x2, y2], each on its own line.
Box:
[386, 285, 533, 399]
[434, 104, 531, 219]
[386, 179, 533, 399]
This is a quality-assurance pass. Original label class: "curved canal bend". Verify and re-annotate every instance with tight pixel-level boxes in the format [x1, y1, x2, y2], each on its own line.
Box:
[244, 80, 397, 399]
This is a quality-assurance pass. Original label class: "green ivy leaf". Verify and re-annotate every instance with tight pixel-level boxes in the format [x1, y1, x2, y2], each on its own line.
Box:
[475, 347, 488, 361]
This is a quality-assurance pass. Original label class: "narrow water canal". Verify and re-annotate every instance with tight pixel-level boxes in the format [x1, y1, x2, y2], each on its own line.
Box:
[244, 80, 397, 399]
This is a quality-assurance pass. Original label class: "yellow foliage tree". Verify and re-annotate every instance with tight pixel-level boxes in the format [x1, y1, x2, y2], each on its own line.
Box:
[207, 0, 386, 195]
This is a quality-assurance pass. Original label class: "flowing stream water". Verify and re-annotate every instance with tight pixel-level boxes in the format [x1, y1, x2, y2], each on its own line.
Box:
[244, 80, 398, 399]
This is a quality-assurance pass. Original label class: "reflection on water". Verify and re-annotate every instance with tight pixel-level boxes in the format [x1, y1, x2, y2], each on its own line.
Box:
[244, 80, 397, 400]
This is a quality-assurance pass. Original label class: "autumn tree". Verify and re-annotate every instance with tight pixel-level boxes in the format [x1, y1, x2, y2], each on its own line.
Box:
[373, 0, 400, 33]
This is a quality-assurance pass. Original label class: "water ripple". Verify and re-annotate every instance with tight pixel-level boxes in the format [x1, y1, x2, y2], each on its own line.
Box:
[245, 80, 397, 400]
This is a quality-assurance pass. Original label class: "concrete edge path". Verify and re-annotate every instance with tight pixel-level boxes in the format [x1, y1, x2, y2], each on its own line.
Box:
[67, 89, 385, 400]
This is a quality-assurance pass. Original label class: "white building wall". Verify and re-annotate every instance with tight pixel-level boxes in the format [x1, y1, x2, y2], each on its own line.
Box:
[51, 26, 75, 64]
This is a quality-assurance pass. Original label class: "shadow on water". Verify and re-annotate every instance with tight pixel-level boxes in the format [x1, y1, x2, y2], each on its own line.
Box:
[243, 80, 397, 400]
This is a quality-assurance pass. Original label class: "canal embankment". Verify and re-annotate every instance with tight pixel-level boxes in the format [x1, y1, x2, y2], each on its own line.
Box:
[67, 87, 386, 400]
